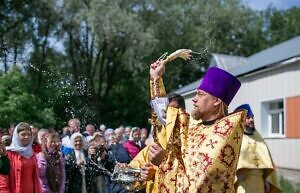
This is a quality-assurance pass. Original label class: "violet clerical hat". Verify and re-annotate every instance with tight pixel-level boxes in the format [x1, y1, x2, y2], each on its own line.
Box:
[198, 67, 241, 105]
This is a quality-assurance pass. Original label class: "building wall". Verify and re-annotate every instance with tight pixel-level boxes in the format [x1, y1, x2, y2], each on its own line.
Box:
[230, 61, 300, 169]
[264, 138, 300, 169]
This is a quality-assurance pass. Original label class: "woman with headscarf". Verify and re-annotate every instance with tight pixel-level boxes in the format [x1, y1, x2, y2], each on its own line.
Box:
[64, 132, 102, 193]
[123, 127, 146, 159]
[36, 132, 65, 193]
[0, 122, 41, 193]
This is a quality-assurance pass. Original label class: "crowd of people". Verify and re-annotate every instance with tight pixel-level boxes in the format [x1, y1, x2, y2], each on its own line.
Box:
[0, 54, 282, 193]
[0, 119, 151, 193]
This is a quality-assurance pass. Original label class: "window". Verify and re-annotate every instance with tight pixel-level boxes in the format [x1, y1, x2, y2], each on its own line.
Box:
[261, 99, 285, 137]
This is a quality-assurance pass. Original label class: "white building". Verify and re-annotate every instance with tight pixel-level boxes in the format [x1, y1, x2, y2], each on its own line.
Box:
[175, 36, 300, 170]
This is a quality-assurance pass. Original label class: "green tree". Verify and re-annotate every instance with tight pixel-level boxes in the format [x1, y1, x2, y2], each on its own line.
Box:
[48, 0, 157, 127]
[264, 7, 300, 46]
[129, 0, 266, 90]
[0, 66, 56, 128]
[2, 0, 299, 129]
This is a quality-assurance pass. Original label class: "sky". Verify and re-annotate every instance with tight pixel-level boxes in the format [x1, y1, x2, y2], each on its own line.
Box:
[243, 0, 300, 10]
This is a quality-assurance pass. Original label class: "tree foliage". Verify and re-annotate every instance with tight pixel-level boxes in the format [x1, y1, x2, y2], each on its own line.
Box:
[263, 7, 300, 45]
[0, 66, 56, 128]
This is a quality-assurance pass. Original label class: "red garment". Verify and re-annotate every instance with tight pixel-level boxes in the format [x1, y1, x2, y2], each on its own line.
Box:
[123, 140, 145, 158]
[32, 142, 42, 154]
[0, 151, 41, 193]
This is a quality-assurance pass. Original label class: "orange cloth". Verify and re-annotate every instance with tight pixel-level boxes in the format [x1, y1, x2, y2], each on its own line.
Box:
[0, 151, 41, 193]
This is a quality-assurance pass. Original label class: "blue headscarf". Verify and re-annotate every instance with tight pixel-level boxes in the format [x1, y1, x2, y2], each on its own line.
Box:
[6, 122, 34, 158]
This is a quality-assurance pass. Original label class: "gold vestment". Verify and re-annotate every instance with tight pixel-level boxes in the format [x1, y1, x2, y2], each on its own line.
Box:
[236, 131, 281, 193]
[131, 77, 245, 192]
[156, 107, 245, 193]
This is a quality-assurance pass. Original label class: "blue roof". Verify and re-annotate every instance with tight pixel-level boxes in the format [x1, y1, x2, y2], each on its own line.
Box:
[175, 36, 300, 95]
[210, 53, 247, 71]
[175, 79, 200, 95]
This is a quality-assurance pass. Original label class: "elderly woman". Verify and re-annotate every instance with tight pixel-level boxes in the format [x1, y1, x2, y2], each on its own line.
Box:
[123, 127, 146, 159]
[0, 122, 41, 193]
[1, 135, 11, 147]
[65, 132, 102, 193]
[36, 132, 65, 193]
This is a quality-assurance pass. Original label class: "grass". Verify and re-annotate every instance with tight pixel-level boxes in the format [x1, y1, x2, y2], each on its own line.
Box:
[281, 176, 300, 193]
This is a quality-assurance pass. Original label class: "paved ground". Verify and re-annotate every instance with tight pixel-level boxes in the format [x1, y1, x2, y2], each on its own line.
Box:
[279, 168, 300, 189]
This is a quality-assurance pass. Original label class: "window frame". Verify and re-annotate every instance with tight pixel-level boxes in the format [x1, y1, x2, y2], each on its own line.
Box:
[261, 98, 285, 138]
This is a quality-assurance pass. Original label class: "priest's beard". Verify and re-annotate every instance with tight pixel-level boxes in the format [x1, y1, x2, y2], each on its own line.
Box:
[191, 107, 201, 120]
[244, 126, 255, 134]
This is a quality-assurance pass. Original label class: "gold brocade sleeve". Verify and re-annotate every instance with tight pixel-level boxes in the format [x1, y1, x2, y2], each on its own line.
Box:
[150, 77, 166, 99]
[130, 74, 168, 192]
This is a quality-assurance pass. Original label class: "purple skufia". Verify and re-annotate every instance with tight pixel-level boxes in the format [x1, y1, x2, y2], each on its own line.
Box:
[198, 67, 241, 106]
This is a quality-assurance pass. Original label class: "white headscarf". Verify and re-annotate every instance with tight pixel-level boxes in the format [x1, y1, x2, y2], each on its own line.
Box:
[6, 122, 34, 158]
[104, 128, 114, 141]
[129, 127, 140, 141]
[70, 133, 86, 164]
[70, 133, 87, 193]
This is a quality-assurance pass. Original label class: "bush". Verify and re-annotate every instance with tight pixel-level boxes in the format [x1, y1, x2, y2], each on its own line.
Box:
[280, 176, 300, 193]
